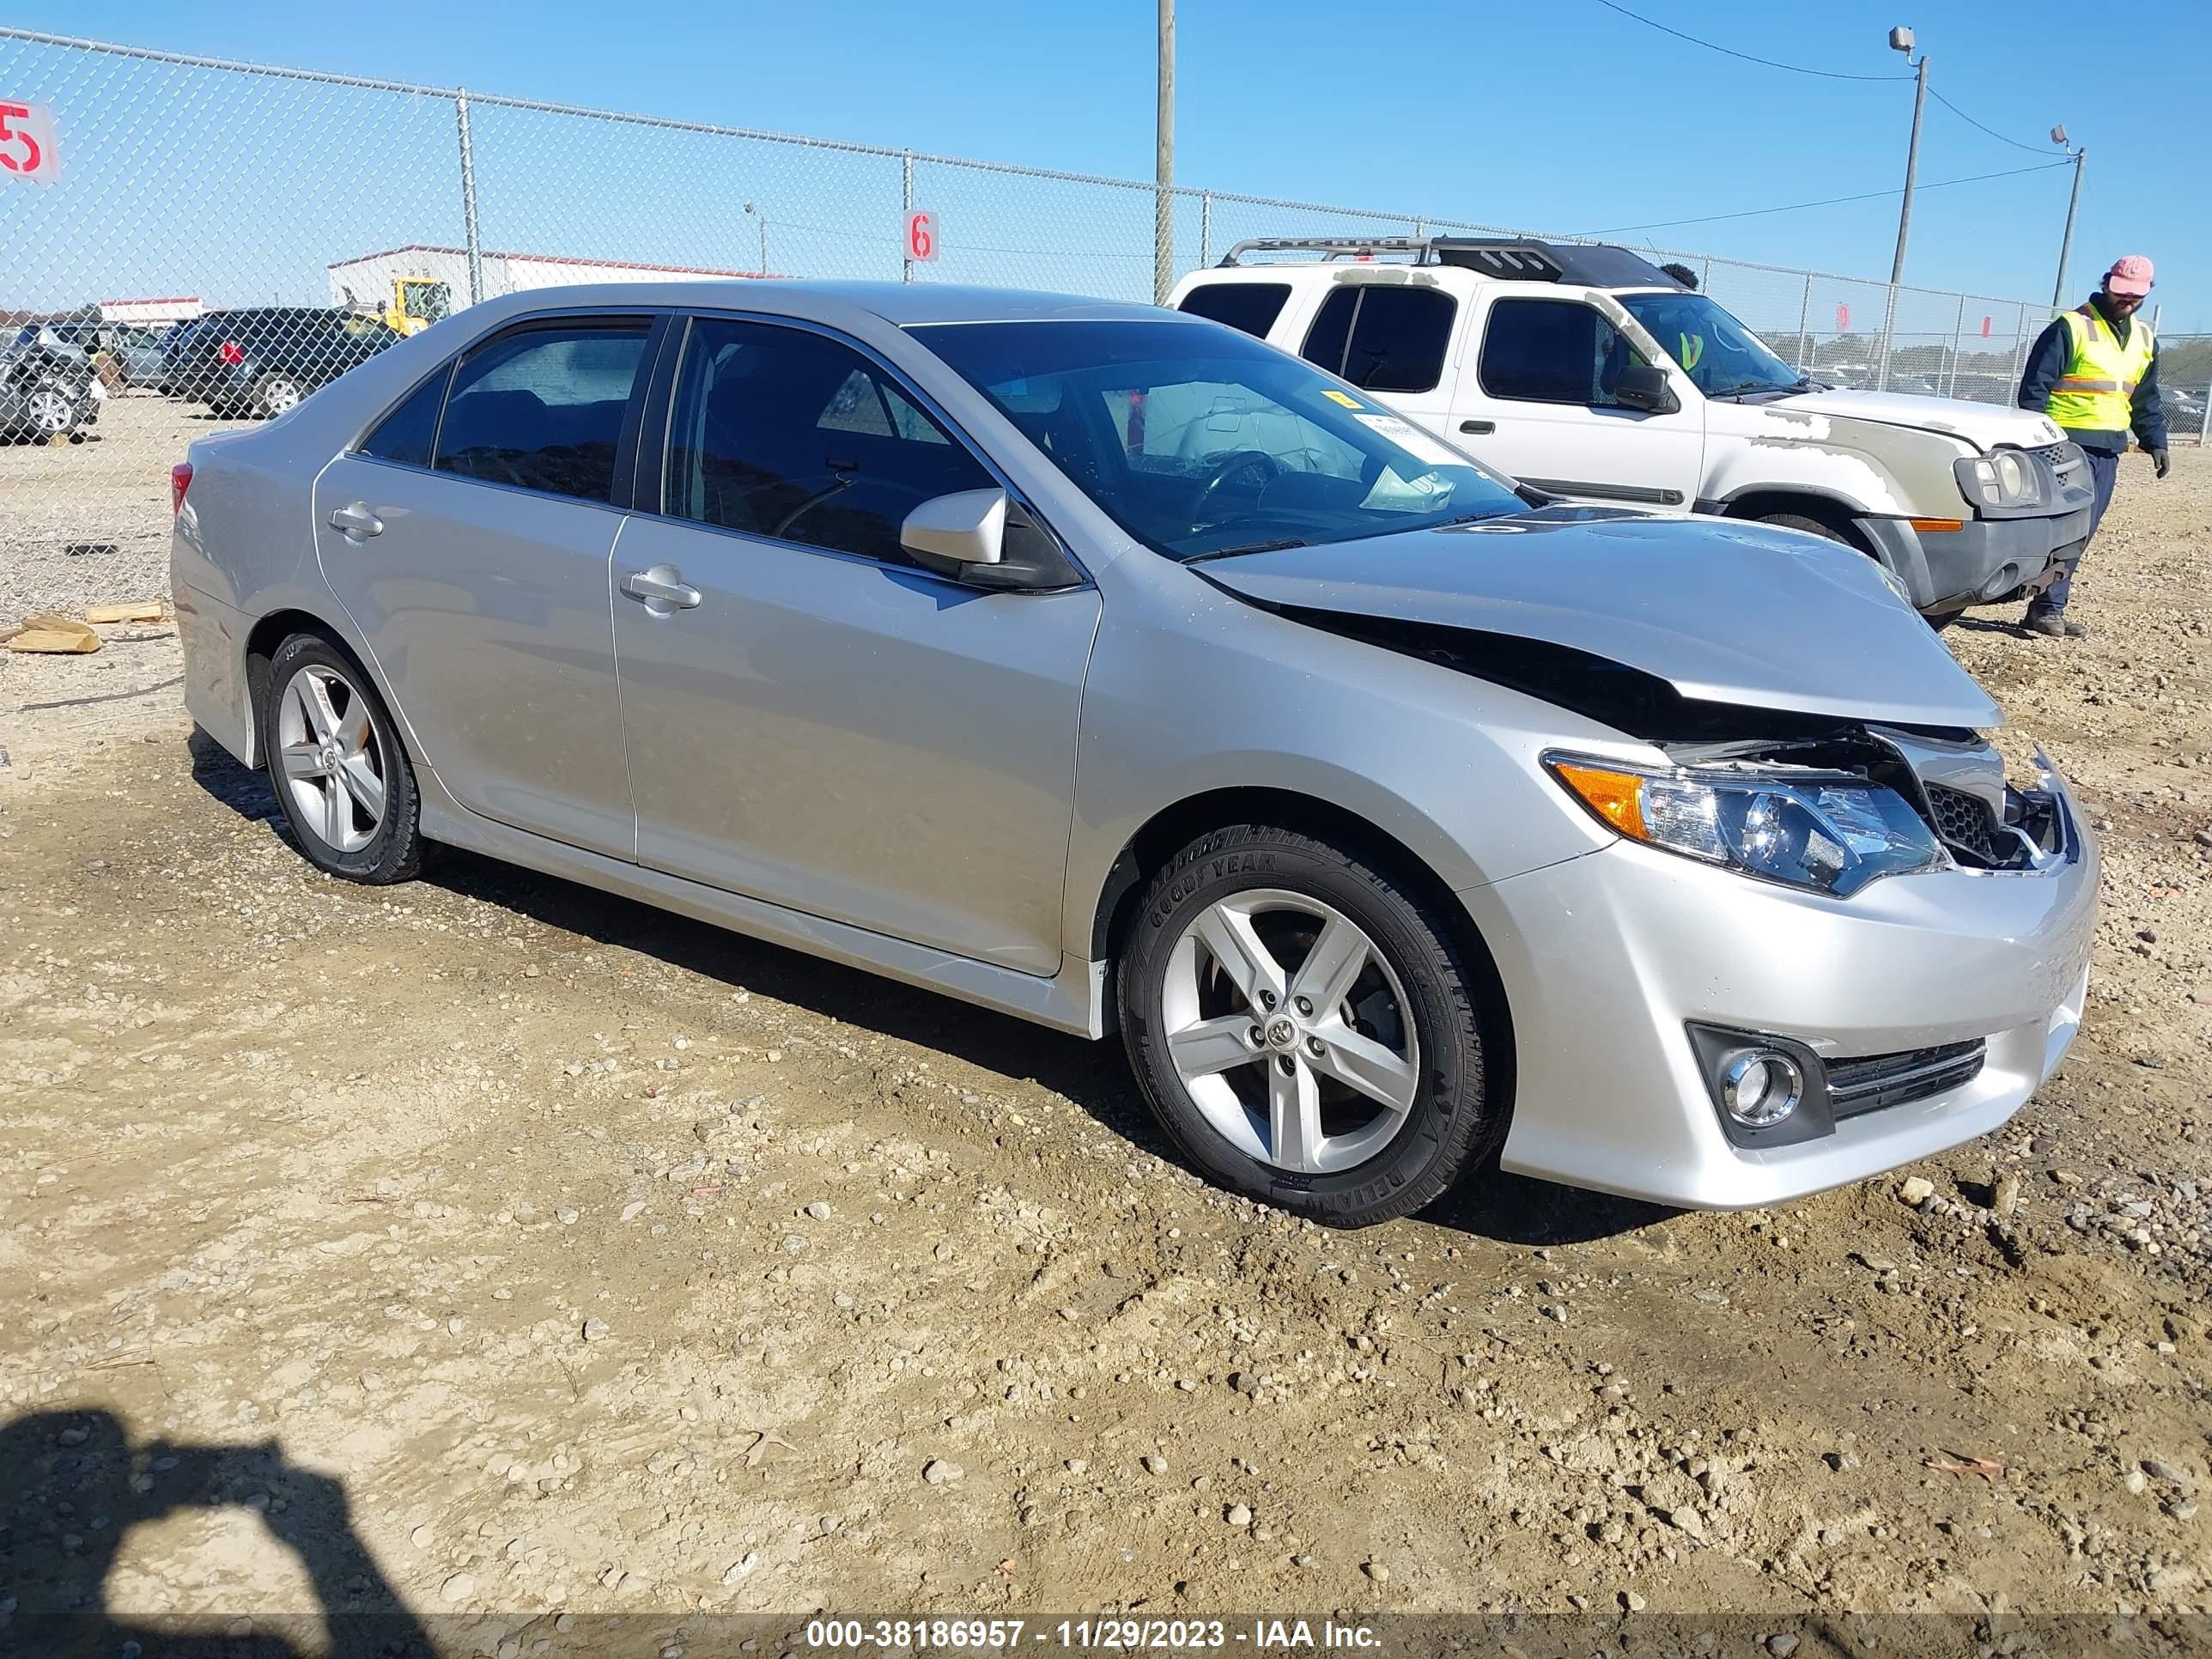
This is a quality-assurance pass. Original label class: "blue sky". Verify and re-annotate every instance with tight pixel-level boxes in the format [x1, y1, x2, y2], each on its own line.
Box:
[7, 0, 2206, 328]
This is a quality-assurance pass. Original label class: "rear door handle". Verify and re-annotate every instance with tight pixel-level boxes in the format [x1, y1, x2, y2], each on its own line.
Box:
[327, 501, 383, 538]
[1458, 420, 1495, 435]
[622, 563, 702, 611]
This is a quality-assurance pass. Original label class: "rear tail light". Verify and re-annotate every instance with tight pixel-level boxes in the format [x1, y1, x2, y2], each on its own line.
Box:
[170, 462, 193, 514]
[216, 340, 244, 366]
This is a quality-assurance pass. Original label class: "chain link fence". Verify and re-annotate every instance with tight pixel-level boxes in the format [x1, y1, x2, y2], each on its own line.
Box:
[0, 26, 2198, 574]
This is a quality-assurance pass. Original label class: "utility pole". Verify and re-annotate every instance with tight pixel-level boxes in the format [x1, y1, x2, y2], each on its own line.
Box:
[1154, 0, 1174, 306]
[2051, 138, 2086, 307]
[1887, 28, 1926, 286]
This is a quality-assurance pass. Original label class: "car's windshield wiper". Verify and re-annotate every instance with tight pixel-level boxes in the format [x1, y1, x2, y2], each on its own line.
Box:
[1183, 538, 1309, 564]
[1710, 380, 1799, 399]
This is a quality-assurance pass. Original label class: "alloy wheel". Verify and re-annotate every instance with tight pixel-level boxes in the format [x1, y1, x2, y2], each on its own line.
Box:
[25, 387, 72, 434]
[275, 663, 386, 854]
[1159, 888, 1420, 1174]
[260, 377, 302, 416]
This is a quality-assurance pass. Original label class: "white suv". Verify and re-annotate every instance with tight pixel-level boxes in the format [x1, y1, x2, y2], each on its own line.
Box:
[1170, 238, 2096, 623]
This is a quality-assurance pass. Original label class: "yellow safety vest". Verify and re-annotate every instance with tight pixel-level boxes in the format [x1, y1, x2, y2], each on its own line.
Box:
[2045, 305, 2154, 432]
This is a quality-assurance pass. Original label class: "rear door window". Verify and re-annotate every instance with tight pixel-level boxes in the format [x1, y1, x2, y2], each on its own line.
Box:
[433, 323, 650, 503]
[360, 366, 453, 469]
[1176, 283, 1292, 339]
[1298, 286, 1455, 393]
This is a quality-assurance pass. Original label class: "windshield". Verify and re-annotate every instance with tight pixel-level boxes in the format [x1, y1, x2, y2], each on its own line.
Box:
[1620, 291, 1802, 397]
[912, 319, 1526, 560]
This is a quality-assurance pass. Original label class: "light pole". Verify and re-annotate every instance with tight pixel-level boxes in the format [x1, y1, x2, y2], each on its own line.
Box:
[1154, 0, 1175, 306]
[744, 202, 767, 276]
[1887, 26, 1927, 286]
[2049, 127, 2086, 307]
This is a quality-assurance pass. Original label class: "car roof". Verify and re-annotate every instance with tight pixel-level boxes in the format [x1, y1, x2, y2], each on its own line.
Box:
[455, 279, 1184, 331]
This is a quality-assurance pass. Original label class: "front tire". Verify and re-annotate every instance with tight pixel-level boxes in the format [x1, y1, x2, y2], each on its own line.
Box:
[261, 633, 424, 884]
[1117, 824, 1502, 1228]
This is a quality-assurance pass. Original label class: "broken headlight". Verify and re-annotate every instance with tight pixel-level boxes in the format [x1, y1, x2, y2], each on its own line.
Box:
[1546, 756, 1948, 897]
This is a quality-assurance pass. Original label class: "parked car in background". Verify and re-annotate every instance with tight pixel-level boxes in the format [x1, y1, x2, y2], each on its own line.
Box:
[2163, 385, 2207, 438]
[1172, 238, 2097, 625]
[49, 319, 169, 389]
[165, 307, 404, 419]
[2, 325, 103, 441]
[173, 281, 2096, 1227]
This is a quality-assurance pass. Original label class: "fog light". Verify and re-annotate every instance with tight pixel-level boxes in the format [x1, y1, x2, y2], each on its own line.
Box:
[1722, 1050, 1802, 1127]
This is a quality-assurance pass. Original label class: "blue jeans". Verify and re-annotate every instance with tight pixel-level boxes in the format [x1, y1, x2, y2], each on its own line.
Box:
[2029, 447, 2118, 617]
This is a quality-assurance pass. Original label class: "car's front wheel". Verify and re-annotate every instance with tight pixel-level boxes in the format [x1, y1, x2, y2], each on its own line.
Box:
[1117, 824, 1503, 1227]
[261, 633, 425, 884]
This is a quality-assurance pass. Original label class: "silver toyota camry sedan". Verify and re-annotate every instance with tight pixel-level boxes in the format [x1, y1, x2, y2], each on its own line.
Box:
[171, 282, 2097, 1227]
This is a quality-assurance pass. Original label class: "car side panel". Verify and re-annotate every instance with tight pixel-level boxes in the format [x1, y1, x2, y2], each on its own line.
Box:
[1060, 547, 1622, 961]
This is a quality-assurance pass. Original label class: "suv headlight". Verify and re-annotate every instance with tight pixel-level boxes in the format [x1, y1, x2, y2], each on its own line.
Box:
[1956, 450, 2045, 513]
[1547, 755, 1948, 897]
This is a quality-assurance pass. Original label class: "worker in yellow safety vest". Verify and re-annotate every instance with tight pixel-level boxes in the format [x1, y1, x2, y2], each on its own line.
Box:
[2013, 253, 2169, 639]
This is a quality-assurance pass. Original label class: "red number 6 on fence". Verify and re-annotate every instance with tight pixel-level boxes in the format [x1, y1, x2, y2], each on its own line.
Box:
[905, 210, 939, 264]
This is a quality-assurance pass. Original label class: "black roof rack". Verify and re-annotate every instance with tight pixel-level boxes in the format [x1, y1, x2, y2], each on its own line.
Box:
[1218, 236, 1677, 289]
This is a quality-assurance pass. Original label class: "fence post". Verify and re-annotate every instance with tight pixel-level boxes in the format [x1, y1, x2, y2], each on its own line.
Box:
[901, 149, 915, 283]
[1200, 191, 1212, 270]
[1945, 294, 1965, 396]
[2200, 383, 2210, 447]
[1795, 273, 1813, 371]
[2008, 301, 2031, 398]
[454, 89, 484, 306]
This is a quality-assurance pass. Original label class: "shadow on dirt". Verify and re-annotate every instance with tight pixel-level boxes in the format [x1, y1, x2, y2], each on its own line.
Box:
[185, 732, 1662, 1248]
[0, 1408, 429, 1658]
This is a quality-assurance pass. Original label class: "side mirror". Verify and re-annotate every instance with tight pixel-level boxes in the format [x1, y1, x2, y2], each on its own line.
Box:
[1613, 364, 1680, 416]
[902, 488, 1006, 569]
[899, 489, 1082, 590]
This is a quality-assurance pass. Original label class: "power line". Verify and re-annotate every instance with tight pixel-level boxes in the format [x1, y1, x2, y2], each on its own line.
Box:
[1589, 0, 1911, 82]
[1577, 160, 2071, 236]
[1927, 85, 2057, 155]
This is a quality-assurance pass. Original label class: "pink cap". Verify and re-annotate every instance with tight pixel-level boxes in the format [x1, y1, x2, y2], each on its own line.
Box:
[2104, 254, 2154, 296]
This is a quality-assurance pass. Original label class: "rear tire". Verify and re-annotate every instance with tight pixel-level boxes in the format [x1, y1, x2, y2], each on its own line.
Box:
[1117, 824, 1503, 1228]
[254, 374, 305, 418]
[260, 633, 425, 884]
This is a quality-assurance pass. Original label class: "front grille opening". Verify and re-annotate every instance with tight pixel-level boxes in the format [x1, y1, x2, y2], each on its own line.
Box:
[1924, 781, 2053, 871]
[1829, 1039, 1985, 1118]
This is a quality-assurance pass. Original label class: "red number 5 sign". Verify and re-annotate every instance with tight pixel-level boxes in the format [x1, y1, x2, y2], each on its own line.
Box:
[904, 210, 940, 264]
[0, 101, 59, 183]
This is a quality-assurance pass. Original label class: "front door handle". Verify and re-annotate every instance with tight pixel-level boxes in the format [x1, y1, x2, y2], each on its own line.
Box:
[622, 563, 702, 611]
[327, 501, 383, 538]
[1458, 420, 1495, 435]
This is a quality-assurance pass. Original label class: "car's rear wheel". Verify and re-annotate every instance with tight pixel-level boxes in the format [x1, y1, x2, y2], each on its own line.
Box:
[261, 633, 425, 884]
[1117, 824, 1502, 1228]
[254, 374, 304, 418]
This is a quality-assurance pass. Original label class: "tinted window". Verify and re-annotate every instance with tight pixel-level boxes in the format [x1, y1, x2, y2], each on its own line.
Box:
[434, 324, 648, 502]
[1480, 298, 1644, 407]
[1298, 287, 1455, 393]
[1176, 283, 1292, 339]
[360, 365, 453, 469]
[1300, 289, 1356, 377]
[916, 319, 1525, 562]
[665, 318, 992, 566]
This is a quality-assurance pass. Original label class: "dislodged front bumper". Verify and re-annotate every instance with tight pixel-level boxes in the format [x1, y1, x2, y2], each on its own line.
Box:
[1461, 764, 2097, 1209]
[1856, 505, 2093, 613]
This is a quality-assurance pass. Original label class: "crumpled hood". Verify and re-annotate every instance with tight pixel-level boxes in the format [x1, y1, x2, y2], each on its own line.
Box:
[1200, 507, 2002, 730]
[1778, 386, 2063, 451]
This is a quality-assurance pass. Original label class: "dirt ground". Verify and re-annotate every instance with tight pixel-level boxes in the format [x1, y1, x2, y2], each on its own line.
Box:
[3, 413, 2211, 1650]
